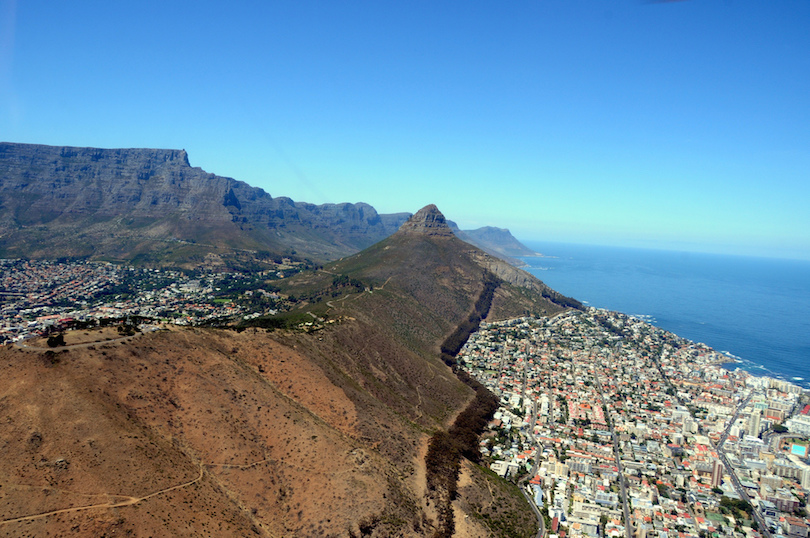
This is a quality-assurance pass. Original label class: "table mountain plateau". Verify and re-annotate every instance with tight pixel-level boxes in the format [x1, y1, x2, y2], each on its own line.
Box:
[0, 142, 536, 268]
[0, 205, 581, 537]
[0, 142, 410, 265]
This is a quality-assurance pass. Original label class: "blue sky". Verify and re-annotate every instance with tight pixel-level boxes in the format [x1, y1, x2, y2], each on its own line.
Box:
[2, 1, 809, 259]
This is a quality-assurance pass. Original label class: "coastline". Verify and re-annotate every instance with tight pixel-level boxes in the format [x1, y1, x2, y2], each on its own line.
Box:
[518, 243, 810, 390]
[716, 347, 808, 390]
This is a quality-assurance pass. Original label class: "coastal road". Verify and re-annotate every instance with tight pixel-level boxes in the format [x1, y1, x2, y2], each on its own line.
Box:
[521, 486, 545, 538]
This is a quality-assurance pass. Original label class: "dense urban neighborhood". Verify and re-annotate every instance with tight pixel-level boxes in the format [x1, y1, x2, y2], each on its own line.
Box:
[460, 310, 810, 538]
[0, 259, 304, 343]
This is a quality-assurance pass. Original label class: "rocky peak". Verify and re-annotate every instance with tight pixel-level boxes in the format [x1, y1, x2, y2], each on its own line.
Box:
[396, 204, 454, 237]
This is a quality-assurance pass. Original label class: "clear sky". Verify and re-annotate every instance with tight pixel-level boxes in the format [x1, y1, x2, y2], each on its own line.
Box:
[2, 1, 808, 259]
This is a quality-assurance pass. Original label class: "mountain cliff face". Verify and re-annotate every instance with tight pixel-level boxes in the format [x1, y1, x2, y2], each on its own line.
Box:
[0, 142, 541, 269]
[0, 142, 409, 264]
[453, 225, 536, 257]
[398, 204, 455, 237]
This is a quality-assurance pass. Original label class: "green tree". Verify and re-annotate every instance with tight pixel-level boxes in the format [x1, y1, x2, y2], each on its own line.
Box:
[47, 333, 65, 348]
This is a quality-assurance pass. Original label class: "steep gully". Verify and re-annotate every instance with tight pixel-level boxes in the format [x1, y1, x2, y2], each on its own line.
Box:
[424, 271, 535, 538]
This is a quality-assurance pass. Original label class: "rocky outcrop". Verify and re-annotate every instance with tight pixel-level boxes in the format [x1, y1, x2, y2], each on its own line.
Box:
[396, 204, 454, 237]
[470, 250, 543, 291]
[469, 249, 583, 310]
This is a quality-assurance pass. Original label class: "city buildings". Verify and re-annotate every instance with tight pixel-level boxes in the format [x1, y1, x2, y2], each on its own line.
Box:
[460, 309, 809, 538]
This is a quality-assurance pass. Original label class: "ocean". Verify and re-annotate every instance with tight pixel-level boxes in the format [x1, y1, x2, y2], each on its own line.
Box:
[521, 242, 810, 389]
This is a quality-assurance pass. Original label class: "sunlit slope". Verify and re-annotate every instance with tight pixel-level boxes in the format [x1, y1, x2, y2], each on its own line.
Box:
[0, 328, 405, 537]
[0, 205, 582, 537]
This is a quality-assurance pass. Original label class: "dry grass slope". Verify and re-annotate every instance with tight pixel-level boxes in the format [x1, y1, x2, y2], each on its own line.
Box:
[0, 327, 423, 537]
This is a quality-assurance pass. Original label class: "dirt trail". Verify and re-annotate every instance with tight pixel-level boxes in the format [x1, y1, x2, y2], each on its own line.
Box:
[0, 456, 277, 527]
[14, 334, 138, 351]
[0, 462, 208, 526]
[13, 326, 162, 351]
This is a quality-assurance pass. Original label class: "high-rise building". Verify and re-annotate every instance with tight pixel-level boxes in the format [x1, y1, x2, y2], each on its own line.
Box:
[711, 459, 723, 488]
[748, 410, 762, 437]
[802, 467, 810, 490]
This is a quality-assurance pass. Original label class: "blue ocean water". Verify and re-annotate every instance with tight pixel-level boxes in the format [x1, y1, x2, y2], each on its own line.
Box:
[522, 242, 810, 389]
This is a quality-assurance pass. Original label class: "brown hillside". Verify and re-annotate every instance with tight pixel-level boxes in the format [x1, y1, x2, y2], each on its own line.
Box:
[0, 327, 427, 537]
[324, 204, 579, 324]
[0, 205, 579, 537]
[259, 205, 578, 536]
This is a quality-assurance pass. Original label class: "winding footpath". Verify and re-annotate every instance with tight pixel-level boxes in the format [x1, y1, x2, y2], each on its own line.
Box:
[0, 458, 271, 527]
[0, 466, 205, 526]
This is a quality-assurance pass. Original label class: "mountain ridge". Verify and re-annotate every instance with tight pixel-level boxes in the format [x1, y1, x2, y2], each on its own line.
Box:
[0, 142, 410, 265]
[256, 204, 580, 535]
[0, 140, 578, 535]
[1, 142, 538, 269]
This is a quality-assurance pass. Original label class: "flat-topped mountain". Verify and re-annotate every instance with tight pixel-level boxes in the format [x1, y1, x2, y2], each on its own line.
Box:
[0, 142, 409, 265]
[1, 142, 540, 269]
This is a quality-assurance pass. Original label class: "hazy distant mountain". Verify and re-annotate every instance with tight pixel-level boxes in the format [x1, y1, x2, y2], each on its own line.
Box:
[454, 226, 536, 257]
[0, 142, 410, 265]
[0, 204, 580, 537]
[447, 221, 536, 266]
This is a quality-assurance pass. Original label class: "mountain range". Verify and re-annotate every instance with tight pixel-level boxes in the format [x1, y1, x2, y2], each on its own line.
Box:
[0, 142, 536, 267]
